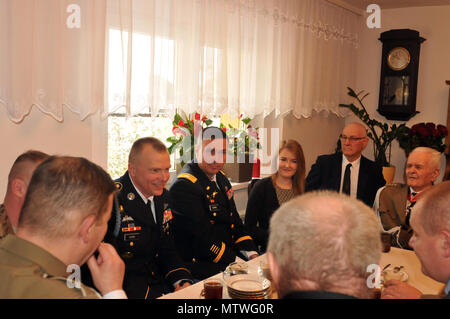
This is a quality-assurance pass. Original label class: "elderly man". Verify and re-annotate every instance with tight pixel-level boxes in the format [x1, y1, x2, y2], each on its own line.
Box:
[169, 127, 258, 280]
[381, 181, 450, 299]
[267, 191, 381, 299]
[306, 122, 386, 207]
[1, 150, 49, 239]
[0, 156, 126, 298]
[375, 147, 441, 250]
[104, 137, 193, 299]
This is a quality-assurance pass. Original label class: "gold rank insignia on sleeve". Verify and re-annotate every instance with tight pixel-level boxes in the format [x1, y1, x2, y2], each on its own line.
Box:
[212, 242, 226, 263]
[178, 173, 198, 183]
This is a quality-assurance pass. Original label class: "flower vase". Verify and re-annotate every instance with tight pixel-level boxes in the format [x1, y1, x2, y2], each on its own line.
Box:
[382, 166, 396, 185]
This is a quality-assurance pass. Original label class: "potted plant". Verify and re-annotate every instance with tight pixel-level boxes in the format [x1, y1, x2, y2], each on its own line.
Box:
[221, 115, 261, 183]
[396, 122, 448, 156]
[339, 87, 408, 184]
[166, 111, 213, 169]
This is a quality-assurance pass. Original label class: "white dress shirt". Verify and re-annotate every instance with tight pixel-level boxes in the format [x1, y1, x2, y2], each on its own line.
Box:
[339, 154, 361, 199]
[129, 173, 156, 223]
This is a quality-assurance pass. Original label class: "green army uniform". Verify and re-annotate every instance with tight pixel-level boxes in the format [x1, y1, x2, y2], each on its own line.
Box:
[0, 204, 14, 240]
[0, 235, 101, 299]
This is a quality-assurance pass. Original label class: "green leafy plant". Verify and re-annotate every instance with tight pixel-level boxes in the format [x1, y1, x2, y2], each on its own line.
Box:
[339, 87, 408, 167]
[221, 115, 261, 157]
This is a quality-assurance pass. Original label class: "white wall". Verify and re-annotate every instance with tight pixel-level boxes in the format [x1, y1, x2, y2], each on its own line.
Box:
[349, 5, 450, 182]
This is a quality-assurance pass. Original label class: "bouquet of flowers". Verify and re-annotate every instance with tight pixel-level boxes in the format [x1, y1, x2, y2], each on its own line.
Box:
[166, 111, 213, 167]
[397, 122, 448, 155]
[220, 115, 261, 159]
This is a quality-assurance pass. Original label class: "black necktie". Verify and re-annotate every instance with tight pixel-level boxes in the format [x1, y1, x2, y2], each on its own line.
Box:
[342, 163, 352, 195]
[146, 199, 156, 225]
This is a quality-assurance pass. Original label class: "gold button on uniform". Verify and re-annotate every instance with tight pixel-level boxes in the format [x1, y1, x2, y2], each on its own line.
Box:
[130, 242, 134, 246]
[213, 213, 217, 217]
[231, 224, 234, 229]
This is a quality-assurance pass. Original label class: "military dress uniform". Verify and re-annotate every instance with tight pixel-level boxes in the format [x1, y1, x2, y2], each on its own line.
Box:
[0, 235, 101, 299]
[0, 204, 14, 240]
[104, 171, 193, 299]
[168, 161, 257, 280]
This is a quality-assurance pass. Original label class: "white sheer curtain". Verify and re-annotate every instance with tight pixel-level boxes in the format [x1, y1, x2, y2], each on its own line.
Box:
[0, 0, 106, 122]
[106, 0, 361, 119]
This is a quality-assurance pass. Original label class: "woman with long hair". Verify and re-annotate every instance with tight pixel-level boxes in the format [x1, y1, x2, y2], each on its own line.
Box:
[244, 139, 306, 252]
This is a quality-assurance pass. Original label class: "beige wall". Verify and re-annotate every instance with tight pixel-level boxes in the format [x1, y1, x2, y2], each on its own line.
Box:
[349, 5, 450, 182]
[0, 106, 95, 199]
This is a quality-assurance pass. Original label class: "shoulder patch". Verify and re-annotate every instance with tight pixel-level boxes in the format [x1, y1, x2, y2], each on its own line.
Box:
[115, 182, 123, 192]
[219, 170, 227, 176]
[178, 173, 197, 183]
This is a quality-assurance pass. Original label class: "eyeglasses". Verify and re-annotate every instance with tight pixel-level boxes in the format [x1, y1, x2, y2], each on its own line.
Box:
[339, 135, 366, 142]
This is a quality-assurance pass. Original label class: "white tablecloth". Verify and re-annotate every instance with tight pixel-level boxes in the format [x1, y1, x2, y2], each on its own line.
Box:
[159, 248, 445, 299]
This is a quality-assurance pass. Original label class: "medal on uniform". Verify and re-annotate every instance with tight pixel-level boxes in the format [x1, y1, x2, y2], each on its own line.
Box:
[226, 188, 234, 200]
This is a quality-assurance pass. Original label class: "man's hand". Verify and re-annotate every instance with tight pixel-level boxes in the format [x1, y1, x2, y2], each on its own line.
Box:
[381, 280, 422, 299]
[174, 281, 192, 292]
[86, 243, 125, 296]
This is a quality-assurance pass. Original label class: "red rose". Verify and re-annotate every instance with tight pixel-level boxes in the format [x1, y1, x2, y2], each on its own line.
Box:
[178, 120, 188, 128]
[437, 124, 448, 137]
[194, 112, 201, 121]
[416, 126, 430, 138]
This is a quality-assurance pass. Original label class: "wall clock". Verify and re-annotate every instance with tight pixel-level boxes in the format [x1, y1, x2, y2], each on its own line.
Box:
[377, 29, 425, 121]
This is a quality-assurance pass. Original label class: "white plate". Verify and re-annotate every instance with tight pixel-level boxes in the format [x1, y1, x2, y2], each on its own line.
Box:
[226, 274, 271, 292]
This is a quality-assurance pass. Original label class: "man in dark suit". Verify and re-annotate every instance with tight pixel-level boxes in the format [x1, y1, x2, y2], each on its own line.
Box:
[382, 181, 450, 299]
[305, 122, 386, 207]
[267, 191, 381, 299]
[104, 137, 193, 299]
[169, 127, 258, 280]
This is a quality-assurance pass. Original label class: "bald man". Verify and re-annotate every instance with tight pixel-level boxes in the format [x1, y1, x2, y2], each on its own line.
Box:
[1, 150, 49, 239]
[306, 122, 386, 207]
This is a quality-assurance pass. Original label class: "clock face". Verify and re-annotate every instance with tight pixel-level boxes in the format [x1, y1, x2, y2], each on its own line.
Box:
[387, 47, 411, 71]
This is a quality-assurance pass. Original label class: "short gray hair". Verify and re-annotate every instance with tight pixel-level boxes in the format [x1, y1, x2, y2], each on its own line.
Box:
[417, 181, 450, 235]
[267, 191, 381, 298]
[409, 147, 441, 171]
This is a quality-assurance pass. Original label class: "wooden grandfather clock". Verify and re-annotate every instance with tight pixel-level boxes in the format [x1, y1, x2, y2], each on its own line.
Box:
[377, 29, 425, 121]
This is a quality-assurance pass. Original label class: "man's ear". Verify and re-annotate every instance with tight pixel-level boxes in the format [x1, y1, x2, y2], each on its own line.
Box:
[440, 229, 450, 258]
[79, 215, 96, 244]
[267, 252, 280, 290]
[11, 178, 27, 199]
[431, 168, 440, 183]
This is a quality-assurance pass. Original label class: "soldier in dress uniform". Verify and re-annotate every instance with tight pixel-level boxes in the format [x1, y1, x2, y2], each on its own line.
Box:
[0, 156, 126, 299]
[104, 137, 193, 299]
[169, 127, 258, 280]
[0, 150, 49, 240]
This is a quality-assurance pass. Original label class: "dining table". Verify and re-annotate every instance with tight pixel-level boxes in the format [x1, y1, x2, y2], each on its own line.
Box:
[159, 247, 445, 299]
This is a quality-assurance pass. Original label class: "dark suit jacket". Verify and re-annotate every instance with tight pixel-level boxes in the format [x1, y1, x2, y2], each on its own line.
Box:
[244, 177, 279, 252]
[305, 152, 386, 207]
[104, 172, 192, 299]
[168, 161, 257, 280]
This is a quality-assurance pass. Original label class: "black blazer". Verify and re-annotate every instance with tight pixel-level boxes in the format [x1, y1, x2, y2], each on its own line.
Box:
[244, 177, 279, 252]
[104, 171, 192, 299]
[305, 152, 386, 207]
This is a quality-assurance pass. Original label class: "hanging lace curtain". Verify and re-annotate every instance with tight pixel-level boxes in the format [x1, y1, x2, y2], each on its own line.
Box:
[106, 0, 360, 119]
[0, 0, 106, 122]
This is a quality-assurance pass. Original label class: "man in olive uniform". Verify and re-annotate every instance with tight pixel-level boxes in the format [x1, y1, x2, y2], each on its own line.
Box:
[104, 137, 193, 299]
[0, 156, 126, 299]
[169, 127, 258, 280]
[1, 150, 49, 240]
